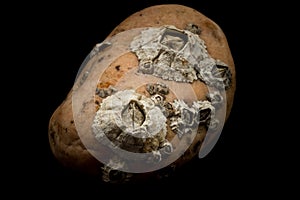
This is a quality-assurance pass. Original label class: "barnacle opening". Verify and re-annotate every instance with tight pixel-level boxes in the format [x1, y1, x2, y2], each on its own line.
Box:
[121, 100, 146, 128]
[160, 28, 188, 51]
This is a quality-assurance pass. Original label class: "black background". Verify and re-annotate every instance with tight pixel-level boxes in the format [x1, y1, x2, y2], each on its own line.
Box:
[5, 0, 291, 197]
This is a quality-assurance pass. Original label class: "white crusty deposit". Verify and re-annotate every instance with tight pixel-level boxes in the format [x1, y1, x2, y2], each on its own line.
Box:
[130, 25, 232, 89]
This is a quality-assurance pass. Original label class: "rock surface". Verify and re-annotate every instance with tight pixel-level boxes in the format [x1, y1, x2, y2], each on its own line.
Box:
[48, 4, 236, 183]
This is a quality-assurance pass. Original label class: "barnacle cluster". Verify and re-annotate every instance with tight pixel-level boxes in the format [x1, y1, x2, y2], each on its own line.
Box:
[170, 100, 217, 139]
[87, 25, 232, 182]
[92, 89, 169, 156]
[130, 25, 232, 89]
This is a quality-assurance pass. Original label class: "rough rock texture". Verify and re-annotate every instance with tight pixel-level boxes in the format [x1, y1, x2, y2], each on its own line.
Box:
[48, 4, 236, 183]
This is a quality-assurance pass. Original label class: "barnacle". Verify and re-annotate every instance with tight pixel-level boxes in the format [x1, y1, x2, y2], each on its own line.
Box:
[206, 91, 223, 108]
[146, 82, 169, 96]
[50, 4, 235, 184]
[92, 89, 168, 153]
[130, 25, 232, 89]
[170, 100, 217, 138]
[72, 25, 231, 180]
[95, 85, 117, 98]
[101, 157, 132, 183]
[185, 23, 202, 34]
[196, 59, 232, 90]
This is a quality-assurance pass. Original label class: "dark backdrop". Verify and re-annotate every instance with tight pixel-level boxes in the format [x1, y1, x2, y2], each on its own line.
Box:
[43, 0, 249, 190]
[10, 0, 282, 197]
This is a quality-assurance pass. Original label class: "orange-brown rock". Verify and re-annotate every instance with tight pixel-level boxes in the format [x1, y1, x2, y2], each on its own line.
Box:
[48, 4, 236, 183]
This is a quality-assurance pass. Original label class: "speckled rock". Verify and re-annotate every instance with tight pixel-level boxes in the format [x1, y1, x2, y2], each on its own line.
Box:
[48, 4, 236, 183]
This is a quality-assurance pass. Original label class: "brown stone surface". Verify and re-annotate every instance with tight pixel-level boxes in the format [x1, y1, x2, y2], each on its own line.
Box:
[48, 4, 236, 182]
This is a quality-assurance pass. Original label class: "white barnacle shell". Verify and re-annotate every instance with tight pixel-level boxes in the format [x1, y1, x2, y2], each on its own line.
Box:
[101, 157, 132, 183]
[170, 100, 199, 138]
[160, 141, 173, 154]
[207, 91, 224, 107]
[130, 26, 200, 82]
[95, 85, 118, 98]
[208, 118, 219, 130]
[196, 58, 232, 89]
[192, 100, 218, 129]
[92, 89, 167, 152]
[130, 25, 232, 90]
[169, 99, 219, 138]
[151, 94, 164, 105]
[192, 100, 214, 112]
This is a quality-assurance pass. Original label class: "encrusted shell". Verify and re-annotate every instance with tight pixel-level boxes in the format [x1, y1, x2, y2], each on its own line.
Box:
[48, 4, 236, 184]
[72, 25, 232, 182]
[130, 25, 232, 89]
[92, 89, 168, 153]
